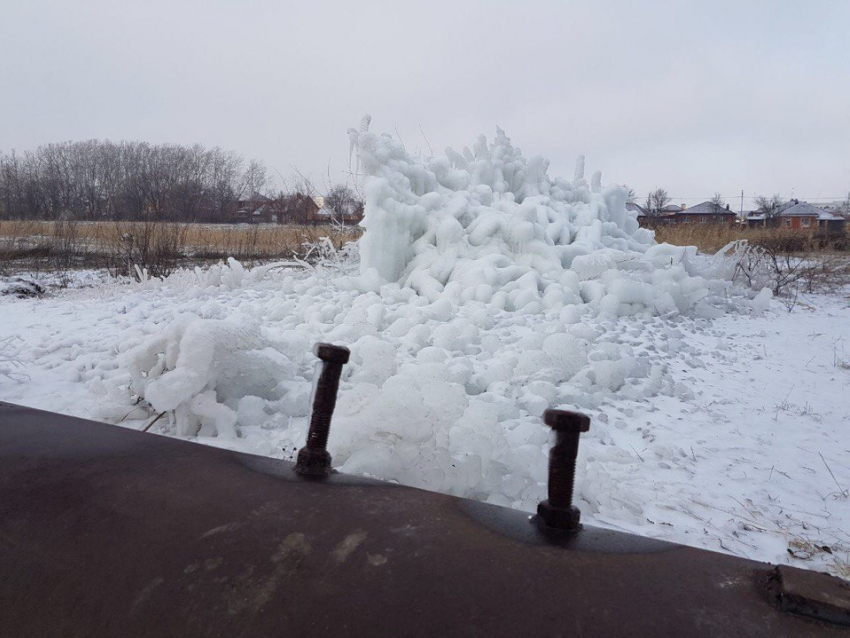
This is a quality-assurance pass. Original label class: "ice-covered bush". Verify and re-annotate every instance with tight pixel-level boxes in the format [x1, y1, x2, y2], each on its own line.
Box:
[118, 314, 296, 437]
[302, 236, 359, 274]
[717, 237, 845, 311]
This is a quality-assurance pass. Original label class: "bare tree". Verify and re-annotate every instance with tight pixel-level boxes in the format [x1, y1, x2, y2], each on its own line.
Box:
[241, 160, 267, 200]
[645, 188, 671, 217]
[710, 193, 724, 207]
[323, 184, 362, 221]
[0, 141, 262, 223]
[754, 194, 786, 220]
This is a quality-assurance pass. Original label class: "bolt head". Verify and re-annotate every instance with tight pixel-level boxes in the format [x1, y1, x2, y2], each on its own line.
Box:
[313, 342, 350, 365]
[544, 409, 590, 433]
[295, 447, 333, 477]
[537, 500, 582, 531]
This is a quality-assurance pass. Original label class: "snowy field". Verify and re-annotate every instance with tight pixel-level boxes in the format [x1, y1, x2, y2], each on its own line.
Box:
[1, 120, 849, 578]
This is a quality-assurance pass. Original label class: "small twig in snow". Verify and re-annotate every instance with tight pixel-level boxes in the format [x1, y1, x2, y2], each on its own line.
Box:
[773, 384, 796, 421]
[117, 406, 147, 423]
[142, 411, 167, 433]
[819, 453, 848, 497]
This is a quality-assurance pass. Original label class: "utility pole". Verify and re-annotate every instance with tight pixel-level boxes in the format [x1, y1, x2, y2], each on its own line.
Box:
[740, 190, 744, 221]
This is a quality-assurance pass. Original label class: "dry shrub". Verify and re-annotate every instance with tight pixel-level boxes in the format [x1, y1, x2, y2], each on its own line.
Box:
[656, 223, 850, 309]
[721, 235, 850, 310]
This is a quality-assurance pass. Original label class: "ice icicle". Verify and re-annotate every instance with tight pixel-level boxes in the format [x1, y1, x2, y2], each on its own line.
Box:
[574, 154, 585, 182]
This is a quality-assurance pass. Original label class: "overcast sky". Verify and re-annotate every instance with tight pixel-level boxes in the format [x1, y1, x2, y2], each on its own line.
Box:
[2, 0, 848, 207]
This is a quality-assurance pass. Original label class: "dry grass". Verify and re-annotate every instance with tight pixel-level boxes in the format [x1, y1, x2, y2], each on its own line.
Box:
[0, 220, 362, 280]
[0, 220, 360, 257]
[654, 224, 848, 254]
[654, 224, 750, 253]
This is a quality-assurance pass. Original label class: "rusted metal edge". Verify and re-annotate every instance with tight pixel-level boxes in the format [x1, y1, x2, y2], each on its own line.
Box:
[2, 400, 850, 637]
[769, 565, 850, 627]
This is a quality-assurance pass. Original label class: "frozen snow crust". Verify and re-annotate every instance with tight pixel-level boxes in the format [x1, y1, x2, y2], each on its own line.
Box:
[347, 116, 728, 319]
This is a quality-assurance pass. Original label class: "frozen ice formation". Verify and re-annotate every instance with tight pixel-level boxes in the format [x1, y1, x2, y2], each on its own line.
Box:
[347, 116, 729, 317]
[119, 313, 296, 437]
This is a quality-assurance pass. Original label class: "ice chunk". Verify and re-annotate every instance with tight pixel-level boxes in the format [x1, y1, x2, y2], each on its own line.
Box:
[751, 287, 772, 314]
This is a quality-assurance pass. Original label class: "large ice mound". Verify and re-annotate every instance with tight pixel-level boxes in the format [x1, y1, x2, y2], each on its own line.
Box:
[348, 116, 728, 317]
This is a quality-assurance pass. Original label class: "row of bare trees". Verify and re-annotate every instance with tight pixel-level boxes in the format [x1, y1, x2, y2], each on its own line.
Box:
[0, 140, 267, 222]
[0, 140, 366, 226]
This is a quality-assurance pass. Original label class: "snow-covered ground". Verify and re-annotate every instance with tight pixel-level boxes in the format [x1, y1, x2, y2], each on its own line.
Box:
[1, 263, 848, 577]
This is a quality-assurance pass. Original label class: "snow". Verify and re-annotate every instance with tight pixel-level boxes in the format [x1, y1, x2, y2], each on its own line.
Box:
[751, 287, 773, 314]
[1, 260, 848, 577]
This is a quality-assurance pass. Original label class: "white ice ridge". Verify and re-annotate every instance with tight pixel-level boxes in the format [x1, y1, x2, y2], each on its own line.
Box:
[347, 116, 729, 317]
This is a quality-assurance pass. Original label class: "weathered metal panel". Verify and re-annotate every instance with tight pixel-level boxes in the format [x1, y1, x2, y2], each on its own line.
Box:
[0, 401, 847, 637]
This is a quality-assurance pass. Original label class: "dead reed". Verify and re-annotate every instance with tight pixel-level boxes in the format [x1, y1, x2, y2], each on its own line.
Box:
[0, 220, 362, 280]
[654, 224, 847, 254]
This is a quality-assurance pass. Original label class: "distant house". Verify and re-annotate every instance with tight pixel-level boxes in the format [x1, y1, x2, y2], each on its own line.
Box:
[674, 201, 737, 225]
[234, 193, 275, 224]
[270, 194, 320, 225]
[775, 201, 819, 230]
[747, 200, 815, 230]
[816, 210, 847, 235]
[746, 200, 847, 234]
[661, 203, 686, 215]
[630, 201, 680, 228]
[308, 201, 364, 225]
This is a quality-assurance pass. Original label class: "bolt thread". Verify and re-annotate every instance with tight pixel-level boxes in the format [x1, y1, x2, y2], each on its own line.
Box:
[307, 412, 332, 449]
[305, 363, 343, 451]
[548, 433, 579, 508]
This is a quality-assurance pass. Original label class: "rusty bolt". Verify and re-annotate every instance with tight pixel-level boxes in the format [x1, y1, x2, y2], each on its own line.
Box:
[295, 342, 350, 477]
[536, 409, 591, 532]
